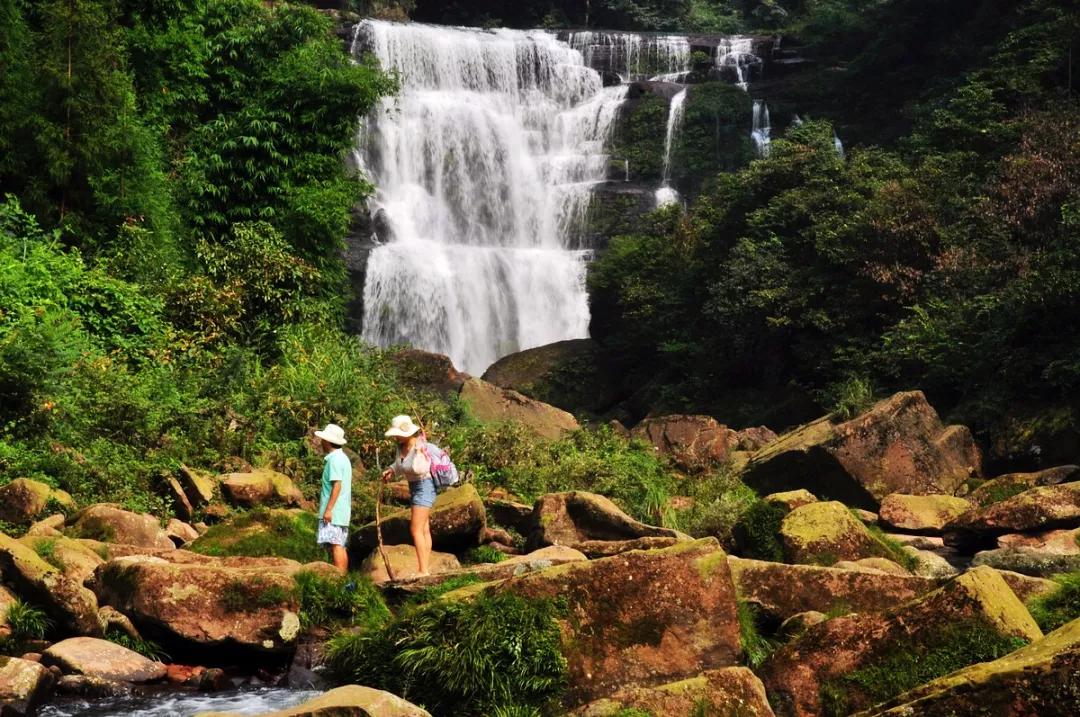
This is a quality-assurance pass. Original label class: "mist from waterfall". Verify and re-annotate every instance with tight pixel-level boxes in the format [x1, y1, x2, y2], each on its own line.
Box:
[353, 21, 626, 374]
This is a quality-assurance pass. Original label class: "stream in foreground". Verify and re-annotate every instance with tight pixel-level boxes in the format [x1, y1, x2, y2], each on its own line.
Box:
[38, 687, 318, 717]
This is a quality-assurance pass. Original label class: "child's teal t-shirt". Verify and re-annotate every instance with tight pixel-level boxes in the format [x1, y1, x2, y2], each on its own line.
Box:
[319, 449, 352, 526]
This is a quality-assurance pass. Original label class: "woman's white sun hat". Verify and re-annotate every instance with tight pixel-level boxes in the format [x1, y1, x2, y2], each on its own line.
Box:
[384, 414, 421, 438]
[314, 423, 348, 446]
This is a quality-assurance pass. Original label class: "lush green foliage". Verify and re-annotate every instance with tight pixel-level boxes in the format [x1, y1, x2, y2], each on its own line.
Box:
[1028, 571, 1080, 633]
[294, 570, 391, 630]
[327, 591, 567, 715]
[3, 599, 52, 640]
[464, 545, 508, 565]
[187, 509, 324, 563]
[737, 600, 777, 667]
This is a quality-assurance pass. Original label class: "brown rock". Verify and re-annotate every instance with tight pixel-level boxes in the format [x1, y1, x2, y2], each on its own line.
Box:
[572, 667, 775, 716]
[833, 557, 911, 575]
[630, 415, 740, 470]
[0, 585, 18, 637]
[879, 493, 972, 532]
[0, 656, 56, 716]
[0, 533, 101, 636]
[354, 483, 486, 554]
[991, 569, 1060, 604]
[0, 479, 75, 525]
[358, 544, 460, 585]
[459, 377, 579, 440]
[164, 474, 194, 521]
[759, 567, 1042, 717]
[970, 547, 1080, 577]
[901, 546, 959, 579]
[728, 557, 940, 620]
[968, 465, 1080, 507]
[483, 496, 533, 534]
[780, 501, 898, 565]
[854, 617, 1080, 717]
[25, 514, 65, 538]
[198, 684, 432, 716]
[525, 490, 687, 553]
[384, 480, 412, 506]
[778, 611, 828, 640]
[220, 469, 306, 509]
[43, 637, 166, 683]
[54, 673, 131, 698]
[94, 555, 302, 654]
[763, 489, 818, 511]
[743, 391, 981, 508]
[998, 527, 1080, 554]
[66, 504, 174, 549]
[948, 481, 1080, 540]
[17, 535, 104, 587]
[573, 536, 684, 558]
[165, 519, 200, 546]
[394, 348, 467, 397]
[496, 538, 742, 706]
[178, 464, 218, 506]
[97, 605, 141, 640]
[165, 664, 205, 684]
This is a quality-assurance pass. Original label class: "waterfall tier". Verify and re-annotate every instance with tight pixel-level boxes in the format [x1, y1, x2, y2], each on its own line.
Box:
[354, 21, 626, 374]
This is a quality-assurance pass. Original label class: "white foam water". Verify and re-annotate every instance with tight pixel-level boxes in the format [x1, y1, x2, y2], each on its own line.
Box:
[656, 87, 688, 207]
[752, 99, 771, 156]
[353, 21, 627, 374]
[562, 31, 691, 82]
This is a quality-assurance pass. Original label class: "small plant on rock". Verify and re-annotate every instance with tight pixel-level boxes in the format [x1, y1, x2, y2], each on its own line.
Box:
[464, 545, 507, 565]
[5, 599, 51, 640]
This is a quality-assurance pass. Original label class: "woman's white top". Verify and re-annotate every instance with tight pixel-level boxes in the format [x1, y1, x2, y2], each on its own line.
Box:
[392, 444, 431, 482]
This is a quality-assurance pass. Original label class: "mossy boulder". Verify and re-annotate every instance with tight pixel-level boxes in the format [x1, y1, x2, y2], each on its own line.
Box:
[358, 544, 460, 585]
[764, 489, 819, 511]
[481, 339, 621, 416]
[43, 637, 166, 683]
[525, 490, 688, 553]
[572, 666, 775, 716]
[493, 538, 742, 707]
[0, 656, 56, 717]
[186, 509, 323, 563]
[946, 481, 1080, 544]
[197, 684, 432, 716]
[178, 464, 219, 506]
[18, 535, 105, 587]
[221, 469, 307, 510]
[0, 532, 102, 636]
[743, 391, 981, 509]
[879, 493, 972, 533]
[459, 377, 580, 440]
[968, 465, 1080, 507]
[65, 504, 174, 549]
[728, 557, 940, 621]
[355, 483, 486, 554]
[93, 554, 302, 655]
[780, 501, 898, 565]
[629, 415, 775, 471]
[392, 347, 467, 397]
[759, 566, 1042, 717]
[0, 478, 75, 525]
[854, 616, 1080, 716]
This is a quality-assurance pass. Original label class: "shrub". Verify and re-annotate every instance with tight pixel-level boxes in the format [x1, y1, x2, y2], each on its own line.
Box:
[735, 500, 787, 562]
[294, 570, 390, 630]
[327, 591, 567, 715]
[737, 600, 776, 668]
[826, 375, 877, 421]
[1028, 571, 1080, 633]
[675, 469, 758, 546]
[464, 545, 507, 565]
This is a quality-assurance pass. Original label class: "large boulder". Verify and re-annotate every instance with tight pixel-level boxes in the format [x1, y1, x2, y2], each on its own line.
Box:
[629, 415, 775, 470]
[220, 469, 306, 509]
[0, 479, 75, 525]
[968, 465, 1080, 507]
[458, 377, 579, 440]
[384, 546, 588, 598]
[93, 554, 302, 654]
[0, 532, 101, 636]
[43, 637, 166, 683]
[18, 535, 104, 588]
[743, 391, 981, 508]
[495, 538, 742, 706]
[971, 547, 1080, 577]
[779, 501, 898, 565]
[854, 617, 1080, 716]
[728, 557, 940, 620]
[0, 656, 56, 717]
[878, 493, 972, 532]
[198, 684, 432, 717]
[393, 348, 467, 397]
[481, 338, 621, 416]
[946, 481, 1080, 547]
[524, 491, 687, 553]
[358, 544, 460, 585]
[354, 484, 486, 554]
[66, 504, 174, 549]
[572, 667, 775, 717]
[759, 567, 1043, 717]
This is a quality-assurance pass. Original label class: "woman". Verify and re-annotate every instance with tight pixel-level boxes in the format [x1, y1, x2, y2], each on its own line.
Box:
[381, 414, 434, 576]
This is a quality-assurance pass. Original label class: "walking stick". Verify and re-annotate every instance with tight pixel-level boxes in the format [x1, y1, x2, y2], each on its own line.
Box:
[374, 446, 396, 582]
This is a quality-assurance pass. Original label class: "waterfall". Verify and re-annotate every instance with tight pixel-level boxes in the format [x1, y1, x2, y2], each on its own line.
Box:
[352, 20, 627, 374]
[656, 88, 689, 207]
[752, 99, 771, 156]
[562, 31, 691, 82]
[715, 36, 759, 90]
[834, 132, 845, 157]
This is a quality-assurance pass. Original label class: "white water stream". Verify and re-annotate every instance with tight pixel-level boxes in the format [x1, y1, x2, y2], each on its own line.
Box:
[655, 87, 688, 207]
[353, 21, 626, 374]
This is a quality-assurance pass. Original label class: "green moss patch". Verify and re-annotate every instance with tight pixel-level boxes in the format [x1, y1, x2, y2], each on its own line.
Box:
[294, 570, 389, 630]
[1028, 570, 1080, 633]
[187, 508, 322, 563]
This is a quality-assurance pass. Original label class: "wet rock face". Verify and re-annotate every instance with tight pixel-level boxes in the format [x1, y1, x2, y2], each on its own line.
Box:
[93, 554, 303, 656]
[743, 391, 982, 509]
[496, 538, 742, 707]
[759, 567, 1042, 717]
[572, 666, 776, 717]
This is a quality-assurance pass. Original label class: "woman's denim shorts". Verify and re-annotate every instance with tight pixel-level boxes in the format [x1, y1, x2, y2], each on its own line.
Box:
[409, 477, 437, 508]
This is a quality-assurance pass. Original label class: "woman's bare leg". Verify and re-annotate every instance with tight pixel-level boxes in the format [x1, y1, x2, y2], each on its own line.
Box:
[411, 506, 432, 575]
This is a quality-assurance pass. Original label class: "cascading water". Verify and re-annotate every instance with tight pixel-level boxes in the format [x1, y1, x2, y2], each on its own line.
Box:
[353, 21, 627, 374]
[715, 36, 759, 90]
[561, 31, 691, 82]
[752, 99, 771, 156]
[656, 87, 688, 207]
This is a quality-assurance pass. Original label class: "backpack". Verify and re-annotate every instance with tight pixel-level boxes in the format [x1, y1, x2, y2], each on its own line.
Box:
[421, 436, 460, 489]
